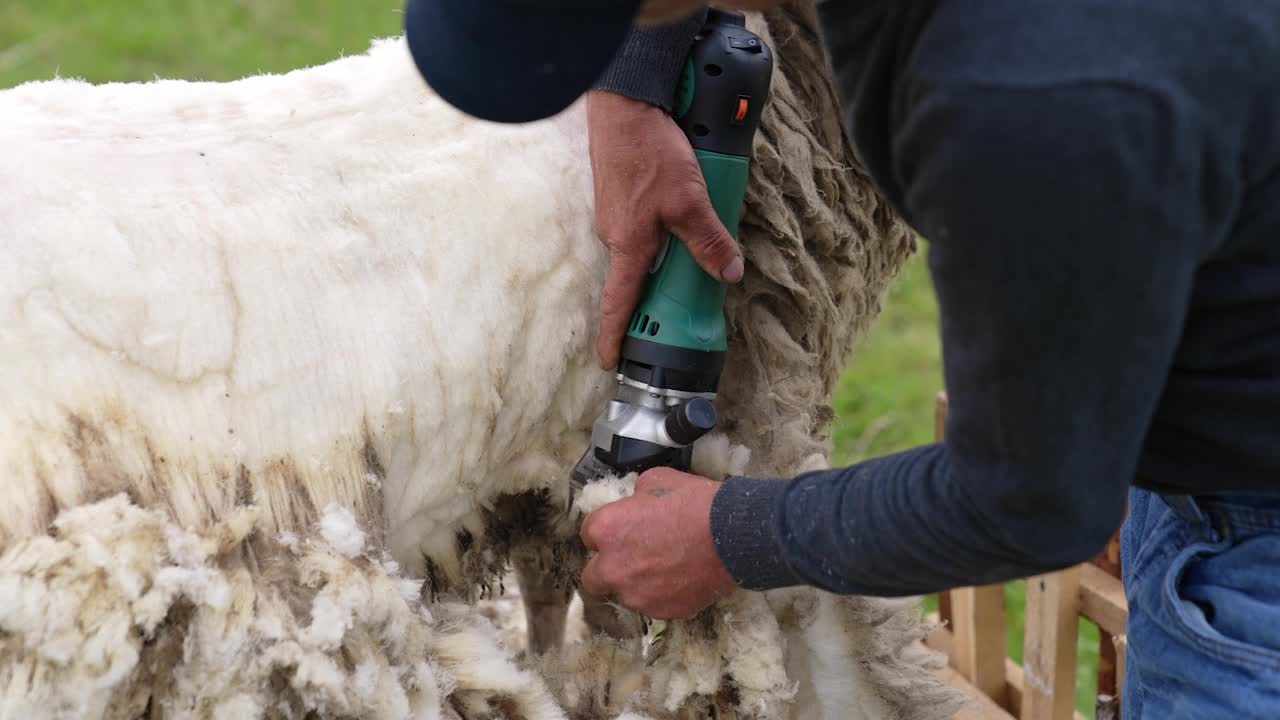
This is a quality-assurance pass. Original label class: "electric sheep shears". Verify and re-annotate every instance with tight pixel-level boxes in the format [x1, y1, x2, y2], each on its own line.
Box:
[572, 9, 773, 486]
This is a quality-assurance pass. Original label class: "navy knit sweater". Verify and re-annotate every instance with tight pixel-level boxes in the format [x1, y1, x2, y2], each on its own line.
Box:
[593, 0, 1280, 596]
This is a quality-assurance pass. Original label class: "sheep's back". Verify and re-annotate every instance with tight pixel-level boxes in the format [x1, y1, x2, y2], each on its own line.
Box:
[0, 37, 609, 569]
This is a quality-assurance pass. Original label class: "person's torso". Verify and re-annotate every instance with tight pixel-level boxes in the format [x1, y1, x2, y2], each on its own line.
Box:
[817, 0, 1280, 493]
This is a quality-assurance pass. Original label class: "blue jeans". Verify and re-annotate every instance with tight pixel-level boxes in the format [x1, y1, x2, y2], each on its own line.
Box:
[1122, 487, 1280, 718]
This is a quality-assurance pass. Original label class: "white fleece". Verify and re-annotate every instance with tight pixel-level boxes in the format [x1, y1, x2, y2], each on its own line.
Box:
[0, 36, 607, 581]
[0, 18, 966, 720]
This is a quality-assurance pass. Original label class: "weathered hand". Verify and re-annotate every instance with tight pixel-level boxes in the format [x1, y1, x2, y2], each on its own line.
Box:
[586, 90, 743, 370]
[579, 467, 738, 620]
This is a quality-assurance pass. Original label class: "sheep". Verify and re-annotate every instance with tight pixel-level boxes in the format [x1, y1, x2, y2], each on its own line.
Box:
[0, 2, 969, 719]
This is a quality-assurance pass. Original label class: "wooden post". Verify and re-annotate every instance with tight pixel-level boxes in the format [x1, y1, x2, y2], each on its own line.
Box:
[1088, 515, 1127, 717]
[1114, 634, 1127, 693]
[1098, 628, 1117, 698]
[1090, 524, 1124, 580]
[952, 585, 1010, 707]
[1022, 568, 1081, 720]
[935, 391, 949, 443]
[1097, 628, 1119, 719]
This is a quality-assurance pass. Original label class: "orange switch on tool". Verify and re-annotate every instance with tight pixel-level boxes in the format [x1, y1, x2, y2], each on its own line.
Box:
[734, 97, 750, 122]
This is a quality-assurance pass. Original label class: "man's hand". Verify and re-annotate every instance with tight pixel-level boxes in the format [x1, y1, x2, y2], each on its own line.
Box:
[587, 90, 743, 370]
[579, 468, 738, 620]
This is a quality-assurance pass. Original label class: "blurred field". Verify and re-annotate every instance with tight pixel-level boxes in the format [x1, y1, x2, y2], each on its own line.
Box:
[2, 4, 1099, 715]
[0, 1, 403, 88]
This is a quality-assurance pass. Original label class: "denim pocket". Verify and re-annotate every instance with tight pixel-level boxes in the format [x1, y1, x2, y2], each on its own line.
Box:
[1123, 494, 1189, 591]
[1163, 532, 1280, 670]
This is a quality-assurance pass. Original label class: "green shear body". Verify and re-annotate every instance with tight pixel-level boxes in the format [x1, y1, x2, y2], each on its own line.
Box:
[625, 148, 750, 353]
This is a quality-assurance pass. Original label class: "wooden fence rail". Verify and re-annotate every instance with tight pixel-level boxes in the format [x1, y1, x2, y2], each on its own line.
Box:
[925, 393, 1129, 720]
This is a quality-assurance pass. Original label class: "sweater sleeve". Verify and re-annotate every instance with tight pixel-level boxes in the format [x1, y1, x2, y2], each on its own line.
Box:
[708, 80, 1232, 597]
[591, 9, 707, 110]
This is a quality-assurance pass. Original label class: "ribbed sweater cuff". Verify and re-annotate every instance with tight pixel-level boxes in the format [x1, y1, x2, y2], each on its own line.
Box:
[709, 476, 807, 591]
[591, 11, 705, 110]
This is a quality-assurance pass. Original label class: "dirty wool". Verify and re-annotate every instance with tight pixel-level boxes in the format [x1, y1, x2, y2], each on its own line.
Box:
[0, 2, 967, 718]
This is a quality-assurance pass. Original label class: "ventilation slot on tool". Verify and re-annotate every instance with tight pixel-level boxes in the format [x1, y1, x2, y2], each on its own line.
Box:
[639, 315, 650, 334]
[648, 322, 660, 337]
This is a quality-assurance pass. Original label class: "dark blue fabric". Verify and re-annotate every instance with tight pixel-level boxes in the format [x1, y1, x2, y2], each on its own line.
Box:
[709, 0, 1280, 596]
[402, 0, 642, 123]
[592, 9, 707, 110]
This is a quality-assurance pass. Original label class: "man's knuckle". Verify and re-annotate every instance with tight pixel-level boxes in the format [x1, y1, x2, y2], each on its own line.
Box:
[700, 231, 734, 257]
[634, 469, 662, 492]
[600, 563, 627, 589]
[579, 518, 598, 545]
[599, 301, 624, 322]
[599, 291, 635, 319]
[592, 508, 621, 537]
[683, 223, 731, 258]
[600, 278, 631, 299]
[581, 566, 607, 595]
[583, 509, 614, 539]
[612, 249, 655, 276]
[669, 194, 704, 226]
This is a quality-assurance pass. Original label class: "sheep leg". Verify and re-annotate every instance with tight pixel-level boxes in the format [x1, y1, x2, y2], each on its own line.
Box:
[512, 547, 575, 655]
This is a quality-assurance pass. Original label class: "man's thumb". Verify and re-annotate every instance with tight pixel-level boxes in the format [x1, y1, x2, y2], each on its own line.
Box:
[665, 190, 744, 283]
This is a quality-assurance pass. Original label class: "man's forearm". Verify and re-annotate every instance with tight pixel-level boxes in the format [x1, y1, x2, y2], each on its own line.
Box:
[710, 445, 1116, 597]
[591, 9, 707, 110]
[709, 76, 1227, 597]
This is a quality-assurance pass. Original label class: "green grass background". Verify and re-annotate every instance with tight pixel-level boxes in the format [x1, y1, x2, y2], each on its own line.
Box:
[2, 3, 1100, 715]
